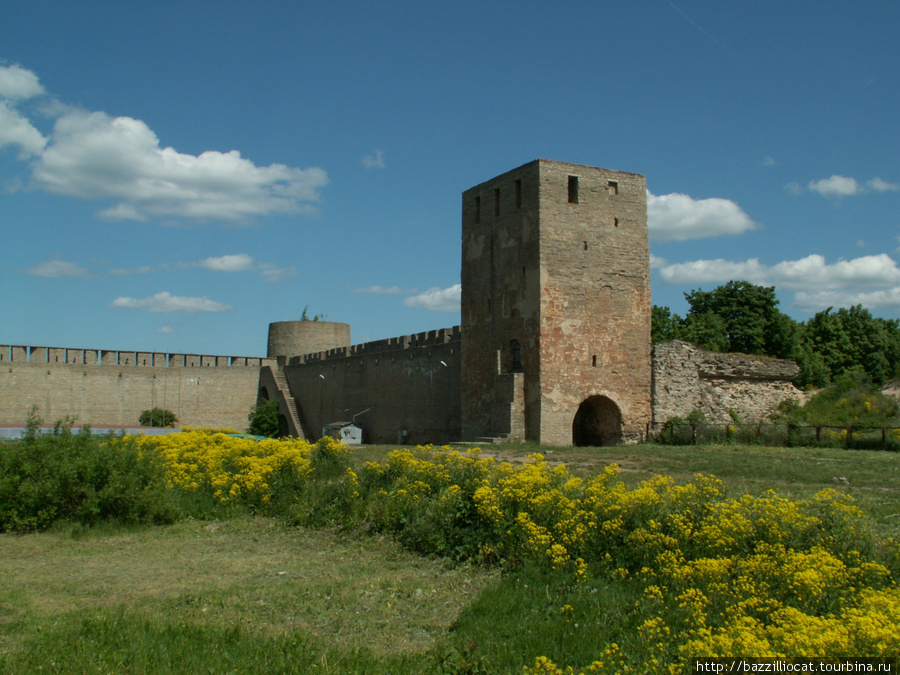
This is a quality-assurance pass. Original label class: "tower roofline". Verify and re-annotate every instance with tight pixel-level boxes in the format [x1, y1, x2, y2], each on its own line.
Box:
[463, 159, 644, 195]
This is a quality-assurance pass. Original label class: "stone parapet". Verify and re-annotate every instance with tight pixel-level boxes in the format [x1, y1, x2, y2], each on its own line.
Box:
[289, 326, 461, 365]
[0, 345, 271, 368]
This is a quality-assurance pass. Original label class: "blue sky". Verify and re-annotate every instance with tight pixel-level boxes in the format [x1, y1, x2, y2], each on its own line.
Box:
[2, 1, 898, 357]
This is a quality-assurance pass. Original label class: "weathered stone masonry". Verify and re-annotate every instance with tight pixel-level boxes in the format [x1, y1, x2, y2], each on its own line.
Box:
[461, 160, 652, 445]
[0, 345, 269, 430]
[652, 340, 801, 428]
[0, 160, 803, 443]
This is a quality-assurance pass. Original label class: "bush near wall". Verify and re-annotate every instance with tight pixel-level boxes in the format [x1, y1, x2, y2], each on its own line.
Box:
[0, 415, 178, 532]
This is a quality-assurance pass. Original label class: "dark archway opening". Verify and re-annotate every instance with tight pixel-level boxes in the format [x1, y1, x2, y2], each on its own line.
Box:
[572, 395, 623, 446]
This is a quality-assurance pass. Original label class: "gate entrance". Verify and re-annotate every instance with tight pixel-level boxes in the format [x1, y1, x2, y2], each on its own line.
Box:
[572, 395, 622, 446]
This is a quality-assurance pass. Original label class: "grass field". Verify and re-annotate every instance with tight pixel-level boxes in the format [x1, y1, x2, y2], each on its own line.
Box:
[2, 441, 898, 673]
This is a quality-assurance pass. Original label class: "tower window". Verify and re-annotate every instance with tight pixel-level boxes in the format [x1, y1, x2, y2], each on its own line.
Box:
[608, 180, 619, 195]
[592, 355, 598, 367]
[494, 188, 500, 217]
[583, 241, 588, 251]
[474, 196, 481, 223]
[568, 176, 579, 203]
[511, 340, 522, 372]
[515, 179, 522, 208]
[614, 217, 619, 227]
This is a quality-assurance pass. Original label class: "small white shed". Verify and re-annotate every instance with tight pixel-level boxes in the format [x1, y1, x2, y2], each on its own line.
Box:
[323, 421, 363, 445]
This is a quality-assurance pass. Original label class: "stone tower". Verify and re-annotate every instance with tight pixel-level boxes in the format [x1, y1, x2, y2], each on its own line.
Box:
[461, 159, 651, 445]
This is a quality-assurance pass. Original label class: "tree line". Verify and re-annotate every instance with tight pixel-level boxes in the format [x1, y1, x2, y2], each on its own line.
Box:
[652, 280, 900, 388]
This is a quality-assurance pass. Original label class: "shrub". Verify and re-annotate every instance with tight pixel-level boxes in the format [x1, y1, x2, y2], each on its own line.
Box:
[0, 414, 178, 532]
[247, 398, 281, 437]
[139, 407, 178, 428]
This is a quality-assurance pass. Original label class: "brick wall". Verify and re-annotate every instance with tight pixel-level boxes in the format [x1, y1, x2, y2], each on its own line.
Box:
[0, 345, 269, 430]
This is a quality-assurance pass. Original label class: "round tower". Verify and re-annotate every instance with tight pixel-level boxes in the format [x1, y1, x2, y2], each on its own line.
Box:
[267, 321, 351, 360]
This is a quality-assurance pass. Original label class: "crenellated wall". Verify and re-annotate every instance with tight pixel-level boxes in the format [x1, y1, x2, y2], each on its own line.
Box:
[272, 327, 461, 445]
[0, 345, 273, 430]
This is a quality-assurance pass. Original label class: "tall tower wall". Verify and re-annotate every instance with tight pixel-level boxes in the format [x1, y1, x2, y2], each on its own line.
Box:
[536, 160, 651, 445]
[461, 159, 651, 445]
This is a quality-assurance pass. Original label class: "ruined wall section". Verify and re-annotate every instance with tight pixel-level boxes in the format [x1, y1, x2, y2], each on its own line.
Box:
[0, 345, 270, 430]
[282, 327, 461, 445]
[537, 161, 652, 445]
[652, 340, 803, 427]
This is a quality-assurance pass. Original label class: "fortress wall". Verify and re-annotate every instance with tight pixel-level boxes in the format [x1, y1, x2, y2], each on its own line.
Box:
[282, 328, 461, 445]
[290, 326, 461, 364]
[652, 340, 803, 428]
[0, 345, 272, 430]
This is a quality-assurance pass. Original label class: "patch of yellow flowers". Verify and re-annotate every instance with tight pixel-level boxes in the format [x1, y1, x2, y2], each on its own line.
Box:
[135, 430, 318, 507]
[128, 435, 899, 671]
[371, 448, 899, 671]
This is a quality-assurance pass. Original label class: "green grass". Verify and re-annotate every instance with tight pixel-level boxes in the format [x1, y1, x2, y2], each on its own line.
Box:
[2, 442, 899, 673]
[0, 517, 496, 673]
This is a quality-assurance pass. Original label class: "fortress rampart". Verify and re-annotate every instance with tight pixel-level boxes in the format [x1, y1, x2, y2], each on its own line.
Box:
[0, 344, 272, 431]
[261, 326, 462, 444]
[1, 344, 270, 368]
[2, 160, 804, 445]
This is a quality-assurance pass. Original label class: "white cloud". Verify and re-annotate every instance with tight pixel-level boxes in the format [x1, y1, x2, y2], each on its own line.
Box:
[661, 253, 900, 291]
[110, 265, 162, 276]
[807, 175, 862, 198]
[30, 109, 329, 222]
[762, 155, 776, 166]
[111, 291, 232, 313]
[658, 253, 900, 313]
[259, 262, 296, 283]
[24, 259, 93, 278]
[791, 175, 899, 198]
[0, 101, 47, 158]
[646, 190, 757, 242]
[197, 253, 255, 272]
[869, 177, 899, 193]
[794, 288, 900, 312]
[403, 284, 461, 312]
[352, 285, 409, 295]
[362, 149, 385, 169]
[0, 64, 45, 100]
[157, 326, 175, 334]
[0, 65, 328, 223]
[649, 254, 667, 270]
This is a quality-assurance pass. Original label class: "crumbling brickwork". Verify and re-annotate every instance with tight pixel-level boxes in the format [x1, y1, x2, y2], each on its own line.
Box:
[652, 340, 803, 428]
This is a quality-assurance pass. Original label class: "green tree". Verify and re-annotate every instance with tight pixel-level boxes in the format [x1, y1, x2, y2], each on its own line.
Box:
[800, 305, 900, 386]
[248, 398, 281, 437]
[683, 280, 798, 358]
[651, 305, 684, 345]
[680, 311, 730, 352]
[139, 408, 177, 427]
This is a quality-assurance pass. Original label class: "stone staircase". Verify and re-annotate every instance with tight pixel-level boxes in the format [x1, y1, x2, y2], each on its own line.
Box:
[268, 366, 304, 438]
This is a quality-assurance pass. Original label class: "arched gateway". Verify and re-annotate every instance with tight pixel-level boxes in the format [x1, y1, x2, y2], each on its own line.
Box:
[572, 395, 623, 446]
